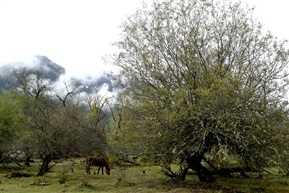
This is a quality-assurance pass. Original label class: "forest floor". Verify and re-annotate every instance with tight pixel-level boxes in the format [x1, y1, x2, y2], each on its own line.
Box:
[0, 158, 289, 193]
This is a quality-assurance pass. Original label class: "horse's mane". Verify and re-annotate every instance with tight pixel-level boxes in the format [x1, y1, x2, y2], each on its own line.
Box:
[102, 157, 110, 169]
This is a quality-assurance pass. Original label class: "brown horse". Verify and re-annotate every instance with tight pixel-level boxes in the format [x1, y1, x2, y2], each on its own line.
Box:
[86, 156, 110, 175]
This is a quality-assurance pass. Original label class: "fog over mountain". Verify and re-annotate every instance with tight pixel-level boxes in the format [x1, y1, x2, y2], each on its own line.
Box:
[32, 55, 66, 82]
[70, 75, 113, 94]
[0, 55, 64, 92]
[0, 55, 116, 95]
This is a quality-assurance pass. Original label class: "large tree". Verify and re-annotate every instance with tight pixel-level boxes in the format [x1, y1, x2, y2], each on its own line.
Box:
[111, 0, 289, 181]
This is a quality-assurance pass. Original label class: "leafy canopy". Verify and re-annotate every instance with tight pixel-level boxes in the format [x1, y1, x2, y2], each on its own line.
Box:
[112, 0, 289, 172]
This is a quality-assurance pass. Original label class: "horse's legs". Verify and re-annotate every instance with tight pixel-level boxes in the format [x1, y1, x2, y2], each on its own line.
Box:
[97, 166, 104, 175]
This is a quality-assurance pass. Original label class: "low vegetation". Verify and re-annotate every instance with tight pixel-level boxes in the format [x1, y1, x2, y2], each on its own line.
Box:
[0, 158, 289, 193]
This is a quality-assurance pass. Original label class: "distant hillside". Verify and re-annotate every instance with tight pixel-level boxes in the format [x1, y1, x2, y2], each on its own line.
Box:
[0, 55, 65, 93]
[0, 55, 119, 95]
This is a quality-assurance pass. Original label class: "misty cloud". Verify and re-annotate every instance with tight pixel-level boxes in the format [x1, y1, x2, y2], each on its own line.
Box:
[31, 55, 65, 82]
[0, 55, 120, 96]
[69, 74, 114, 94]
[0, 55, 65, 92]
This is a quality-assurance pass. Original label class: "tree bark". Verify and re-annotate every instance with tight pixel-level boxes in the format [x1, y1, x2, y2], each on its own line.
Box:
[181, 153, 215, 182]
[37, 153, 52, 176]
[25, 155, 31, 166]
[181, 132, 217, 182]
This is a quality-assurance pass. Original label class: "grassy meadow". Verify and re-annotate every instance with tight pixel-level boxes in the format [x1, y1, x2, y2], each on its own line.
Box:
[0, 158, 288, 193]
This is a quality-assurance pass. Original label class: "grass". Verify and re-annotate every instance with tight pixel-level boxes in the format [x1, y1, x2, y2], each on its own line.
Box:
[0, 159, 288, 193]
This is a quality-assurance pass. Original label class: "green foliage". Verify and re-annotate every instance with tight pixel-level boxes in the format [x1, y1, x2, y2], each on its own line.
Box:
[110, 0, 289, 178]
[57, 169, 69, 184]
[0, 92, 26, 151]
[8, 68, 111, 176]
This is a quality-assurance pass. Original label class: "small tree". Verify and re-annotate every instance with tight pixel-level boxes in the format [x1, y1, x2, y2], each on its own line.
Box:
[13, 69, 86, 176]
[79, 94, 111, 156]
[111, 0, 289, 181]
[108, 100, 151, 162]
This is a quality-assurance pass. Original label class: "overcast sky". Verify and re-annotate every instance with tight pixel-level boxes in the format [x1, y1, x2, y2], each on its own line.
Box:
[0, 0, 289, 79]
[0, 0, 144, 79]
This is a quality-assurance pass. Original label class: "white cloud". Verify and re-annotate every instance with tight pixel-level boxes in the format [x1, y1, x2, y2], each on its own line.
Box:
[0, 0, 144, 78]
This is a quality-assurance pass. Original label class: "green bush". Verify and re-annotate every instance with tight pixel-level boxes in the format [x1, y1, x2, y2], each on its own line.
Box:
[57, 169, 69, 184]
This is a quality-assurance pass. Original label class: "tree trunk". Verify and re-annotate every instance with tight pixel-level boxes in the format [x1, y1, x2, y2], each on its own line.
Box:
[25, 155, 31, 166]
[181, 154, 215, 182]
[37, 153, 52, 176]
[181, 132, 217, 182]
